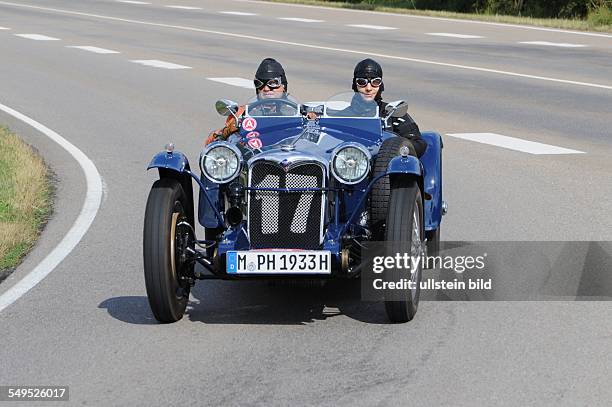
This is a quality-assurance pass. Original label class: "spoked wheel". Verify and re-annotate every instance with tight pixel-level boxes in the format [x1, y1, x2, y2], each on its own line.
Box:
[143, 178, 195, 323]
[384, 176, 424, 323]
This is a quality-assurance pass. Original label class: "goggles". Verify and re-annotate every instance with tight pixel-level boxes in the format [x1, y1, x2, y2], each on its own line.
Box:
[254, 77, 283, 90]
[355, 77, 383, 88]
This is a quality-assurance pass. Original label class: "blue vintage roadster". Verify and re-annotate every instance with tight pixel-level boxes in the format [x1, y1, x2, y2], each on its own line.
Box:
[144, 92, 445, 323]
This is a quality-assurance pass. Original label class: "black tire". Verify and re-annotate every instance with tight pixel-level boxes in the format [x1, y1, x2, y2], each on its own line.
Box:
[426, 226, 441, 261]
[384, 177, 423, 323]
[370, 137, 417, 240]
[143, 178, 193, 323]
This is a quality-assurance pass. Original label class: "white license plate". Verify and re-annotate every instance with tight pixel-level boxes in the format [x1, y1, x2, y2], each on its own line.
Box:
[226, 250, 331, 274]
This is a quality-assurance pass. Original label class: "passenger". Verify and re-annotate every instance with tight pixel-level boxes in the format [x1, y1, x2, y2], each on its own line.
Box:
[352, 58, 426, 157]
[206, 57, 288, 145]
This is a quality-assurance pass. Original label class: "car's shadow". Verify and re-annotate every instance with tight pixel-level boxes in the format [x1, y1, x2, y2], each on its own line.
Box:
[187, 278, 390, 325]
[99, 279, 390, 325]
[98, 296, 159, 325]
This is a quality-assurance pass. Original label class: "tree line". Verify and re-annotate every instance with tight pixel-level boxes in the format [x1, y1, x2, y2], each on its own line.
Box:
[341, 0, 611, 19]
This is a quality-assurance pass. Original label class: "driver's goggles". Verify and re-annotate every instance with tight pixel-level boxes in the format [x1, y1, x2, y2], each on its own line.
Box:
[355, 77, 383, 88]
[254, 77, 283, 90]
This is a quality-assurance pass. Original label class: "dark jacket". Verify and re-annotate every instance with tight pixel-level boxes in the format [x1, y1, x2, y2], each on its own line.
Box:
[378, 101, 426, 157]
[341, 95, 426, 158]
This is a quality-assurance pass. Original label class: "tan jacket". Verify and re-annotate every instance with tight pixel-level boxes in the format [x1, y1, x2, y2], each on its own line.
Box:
[205, 105, 246, 145]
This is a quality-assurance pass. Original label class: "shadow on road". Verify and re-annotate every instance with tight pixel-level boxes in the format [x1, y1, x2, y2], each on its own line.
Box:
[98, 296, 158, 325]
[98, 280, 390, 326]
[187, 279, 390, 325]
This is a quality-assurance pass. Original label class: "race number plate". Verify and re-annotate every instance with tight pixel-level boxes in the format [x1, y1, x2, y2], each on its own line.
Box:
[226, 251, 331, 274]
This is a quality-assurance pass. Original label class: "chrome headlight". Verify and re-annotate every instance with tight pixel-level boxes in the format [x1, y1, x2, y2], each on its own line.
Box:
[200, 142, 241, 183]
[331, 143, 371, 185]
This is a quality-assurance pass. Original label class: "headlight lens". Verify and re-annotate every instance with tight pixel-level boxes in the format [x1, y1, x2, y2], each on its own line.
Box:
[331, 144, 370, 184]
[200, 143, 241, 183]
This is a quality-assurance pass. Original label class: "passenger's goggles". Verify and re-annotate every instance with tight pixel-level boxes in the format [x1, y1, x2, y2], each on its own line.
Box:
[355, 77, 383, 88]
[254, 77, 283, 90]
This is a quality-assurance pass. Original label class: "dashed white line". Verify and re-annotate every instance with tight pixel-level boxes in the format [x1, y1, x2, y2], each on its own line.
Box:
[427, 32, 483, 39]
[207, 77, 254, 89]
[0, 1, 609, 91]
[66, 46, 120, 54]
[278, 17, 323, 23]
[219, 11, 257, 16]
[446, 133, 585, 155]
[131, 59, 191, 69]
[116, 0, 151, 4]
[165, 5, 202, 10]
[519, 41, 586, 48]
[347, 24, 397, 30]
[0, 102, 102, 313]
[0, 26, 11, 30]
[15, 34, 60, 41]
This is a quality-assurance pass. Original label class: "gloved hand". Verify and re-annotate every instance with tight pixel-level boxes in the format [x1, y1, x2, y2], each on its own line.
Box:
[205, 132, 220, 146]
[392, 116, 420, 138]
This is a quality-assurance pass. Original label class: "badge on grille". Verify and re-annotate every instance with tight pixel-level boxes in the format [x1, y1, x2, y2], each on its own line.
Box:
[280, 159, 291, 172]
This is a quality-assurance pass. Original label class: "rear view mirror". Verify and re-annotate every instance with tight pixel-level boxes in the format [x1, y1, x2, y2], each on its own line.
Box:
[384, 100, 409, 118]
[215, 99, 239, 116]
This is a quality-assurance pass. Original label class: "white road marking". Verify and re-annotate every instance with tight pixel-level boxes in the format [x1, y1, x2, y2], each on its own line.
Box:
[165, 5, 202, 10]
[66, 45, 120, 54]
[116, 0, 150, 4]
[235, 0, 612, 38]
[0, 102, 102, 313]
[15, 33, 60, 41]
[0, 1, 609, 91]
[427, 32, 483, 39]
[519, 41, 586, 48]
[219, 11, 257, 16]
[446, 133, 585, 155]
[207, 77, 254, 89]
[131, 59, 191, 69]
[347, 24, 397, 30]
[0, 26, 11, 30]
[278, 17, 323, 23]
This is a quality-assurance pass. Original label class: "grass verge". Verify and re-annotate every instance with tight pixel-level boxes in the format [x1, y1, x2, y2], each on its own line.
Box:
[260, 0, 612, 33]
[0, 126, 53, 283]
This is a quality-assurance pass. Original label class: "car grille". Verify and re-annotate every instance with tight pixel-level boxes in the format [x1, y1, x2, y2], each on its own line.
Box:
[248, 161, 325, 249]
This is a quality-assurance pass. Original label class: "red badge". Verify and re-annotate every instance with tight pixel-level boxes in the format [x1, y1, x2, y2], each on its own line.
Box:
[248, 138, 263, 149]
[246, 131, 260, 139]
[242, 117, 257, 131]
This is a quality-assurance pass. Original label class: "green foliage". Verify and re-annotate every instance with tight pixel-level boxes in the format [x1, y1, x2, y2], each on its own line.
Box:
[0, 126, 52, 273]
[335, 0, 604, 18]
[0, 242, 28, 270]
[588, 2, 612, 25]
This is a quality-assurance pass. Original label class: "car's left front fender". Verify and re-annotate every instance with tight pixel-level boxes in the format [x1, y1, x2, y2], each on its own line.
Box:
[386, 155, 422, 177]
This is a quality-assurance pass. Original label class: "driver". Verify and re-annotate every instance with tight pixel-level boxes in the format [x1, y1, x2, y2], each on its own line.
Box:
[351, 58, 426, 157]
[205, 57, 289, 145]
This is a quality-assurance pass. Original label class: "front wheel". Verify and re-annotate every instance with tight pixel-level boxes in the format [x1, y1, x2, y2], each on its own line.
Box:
[143, 178, 194, 323]
[383, 176, 424, 323]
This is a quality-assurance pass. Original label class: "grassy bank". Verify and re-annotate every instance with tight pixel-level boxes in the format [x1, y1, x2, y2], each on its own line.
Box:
[0, 126, 52, 282]
[262, 0, 612, 32]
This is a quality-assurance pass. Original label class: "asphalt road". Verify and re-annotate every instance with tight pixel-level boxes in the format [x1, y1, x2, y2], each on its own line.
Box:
[1, 1, 611, 405]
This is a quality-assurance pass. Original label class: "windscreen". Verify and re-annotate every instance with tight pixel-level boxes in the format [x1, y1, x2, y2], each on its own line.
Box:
[324, 92, 379, 118]
[245, 93, 301, 117]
